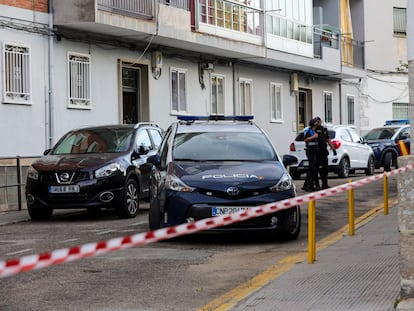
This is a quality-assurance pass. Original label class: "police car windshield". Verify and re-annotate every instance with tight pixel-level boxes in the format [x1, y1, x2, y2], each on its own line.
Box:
[173, 132, 277, 161]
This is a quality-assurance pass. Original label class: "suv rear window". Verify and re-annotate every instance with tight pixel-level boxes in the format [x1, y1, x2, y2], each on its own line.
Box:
[295, 129, 335, 141]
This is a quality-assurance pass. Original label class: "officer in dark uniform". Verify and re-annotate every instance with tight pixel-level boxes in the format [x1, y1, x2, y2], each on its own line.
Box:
[302, 118, 320, 192]
[315, 117, 337, 189]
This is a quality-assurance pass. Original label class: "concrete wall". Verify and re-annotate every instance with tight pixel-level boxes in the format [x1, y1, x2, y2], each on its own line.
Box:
[0, 5, 49, 157]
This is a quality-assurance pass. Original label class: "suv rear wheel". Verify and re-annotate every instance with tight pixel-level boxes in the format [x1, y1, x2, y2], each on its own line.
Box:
[337, 157, 350, 178]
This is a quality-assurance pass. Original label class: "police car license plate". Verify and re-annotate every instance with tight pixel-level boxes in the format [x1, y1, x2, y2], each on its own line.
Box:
[48, 185, 80, 193]
[212, 206, 250, 216]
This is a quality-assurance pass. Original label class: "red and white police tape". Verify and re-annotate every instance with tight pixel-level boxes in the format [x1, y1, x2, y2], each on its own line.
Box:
[1, 164, 414, 278]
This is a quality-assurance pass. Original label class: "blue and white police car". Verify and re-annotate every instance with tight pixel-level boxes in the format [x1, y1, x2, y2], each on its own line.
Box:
[147, 115, 301, 240]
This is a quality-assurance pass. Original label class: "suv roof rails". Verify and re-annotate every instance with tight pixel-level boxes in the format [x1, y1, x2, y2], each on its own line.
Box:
[177, 115, 254, 123]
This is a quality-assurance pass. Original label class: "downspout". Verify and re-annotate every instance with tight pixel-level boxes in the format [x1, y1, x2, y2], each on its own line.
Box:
[47, 0, 54, 148]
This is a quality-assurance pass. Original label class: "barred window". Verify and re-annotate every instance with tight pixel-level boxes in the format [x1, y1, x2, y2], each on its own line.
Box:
[347, 95, 355, 125]
[270, 82, 282, 121]
[323, 91, 333, 123]
[68, 53, 91, 108]
[211, 74, 224, 115]
[392, 102, 409, 119]
[393, 7, 406, 36]
[170, 68, 187, 113]
[239, 78, 252, 115]
[3, 43, 31, 104]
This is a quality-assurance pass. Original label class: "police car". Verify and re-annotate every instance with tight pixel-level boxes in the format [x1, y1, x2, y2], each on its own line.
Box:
[146, 115, 301, 240]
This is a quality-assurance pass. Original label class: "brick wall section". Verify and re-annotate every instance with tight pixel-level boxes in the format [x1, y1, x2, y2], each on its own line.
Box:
[1, 0, 49, 13]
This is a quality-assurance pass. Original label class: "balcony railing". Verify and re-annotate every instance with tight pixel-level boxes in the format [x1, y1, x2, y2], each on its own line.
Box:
[97, 0, 154, 19]
[196, 0, 263, 36]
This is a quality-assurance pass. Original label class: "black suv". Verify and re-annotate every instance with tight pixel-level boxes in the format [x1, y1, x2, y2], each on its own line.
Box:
[25, 123, 163, 220]
[147, 116, 301, 240]
[363, 125, 410, 171]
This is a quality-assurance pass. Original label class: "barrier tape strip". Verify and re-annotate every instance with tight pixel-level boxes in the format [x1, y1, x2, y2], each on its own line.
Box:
[1, 164, 414, 278]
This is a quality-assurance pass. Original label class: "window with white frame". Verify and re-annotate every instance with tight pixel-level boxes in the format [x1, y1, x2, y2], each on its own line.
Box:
[170, 67, 187, 114]
[393, 7, 406, 36]
[347, 95, 355, 125]
[270, 82, 282, 121]
[3, 42, 31, 104]
[392, 102, 409, 119]
[323, 91, 333, 123]
[68, 52, 91, 108]
[239, 78, 252, 115]
[211, 74, 224, 115]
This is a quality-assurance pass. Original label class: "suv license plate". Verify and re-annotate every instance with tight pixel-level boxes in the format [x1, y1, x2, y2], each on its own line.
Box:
[49, 185, 80, 193]
[212, 206, 250, 216]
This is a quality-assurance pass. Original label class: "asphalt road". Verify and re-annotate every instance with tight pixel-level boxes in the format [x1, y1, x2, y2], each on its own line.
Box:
[0, 171, 397, 311]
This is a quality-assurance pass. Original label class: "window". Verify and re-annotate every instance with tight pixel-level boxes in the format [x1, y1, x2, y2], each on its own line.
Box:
[347, 95, 355, 125]
[392, 102, 409, 119]
[270, 82, 282, 121]
[323, 91, 333, 123]
[239, 78, 252, 115]
[393, 7, 406, 36]
[211, 74, 225, 115]
[3, 42, 31, 104]
[68, 52, 91, 108]
[170, 68, 187, 114]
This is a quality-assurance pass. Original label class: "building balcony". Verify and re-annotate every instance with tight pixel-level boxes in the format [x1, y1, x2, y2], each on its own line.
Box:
[53, 0, 364, 79]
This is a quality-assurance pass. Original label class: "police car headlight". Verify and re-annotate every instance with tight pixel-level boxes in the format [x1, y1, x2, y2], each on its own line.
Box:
[165, 174, 194, 192]
[27, 166, 39, 180]
[95, 163, 121, 178]
[269, 174, 293, 192]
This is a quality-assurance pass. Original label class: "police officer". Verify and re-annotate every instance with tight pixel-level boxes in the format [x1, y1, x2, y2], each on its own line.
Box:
[315, 117, 337, 189]
[302, 118, 320, 192]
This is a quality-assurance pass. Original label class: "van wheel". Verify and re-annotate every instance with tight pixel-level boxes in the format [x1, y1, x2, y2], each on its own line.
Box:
[278, 206, 301, 240]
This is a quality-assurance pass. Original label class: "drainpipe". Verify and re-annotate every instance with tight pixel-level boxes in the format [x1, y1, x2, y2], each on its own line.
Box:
[232, 61, 237, 114]
[47, 0, 55, 149]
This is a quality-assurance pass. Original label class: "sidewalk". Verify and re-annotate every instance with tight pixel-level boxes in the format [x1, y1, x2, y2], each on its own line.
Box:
[228, 206, 403, 311]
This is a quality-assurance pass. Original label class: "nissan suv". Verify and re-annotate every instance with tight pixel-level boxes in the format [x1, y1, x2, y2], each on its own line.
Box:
[25, 123, 163, 220]
[146, 115, 301, 240]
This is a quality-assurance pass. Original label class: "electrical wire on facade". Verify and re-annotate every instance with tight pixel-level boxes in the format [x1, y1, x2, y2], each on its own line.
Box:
[0, 16, 51, 36]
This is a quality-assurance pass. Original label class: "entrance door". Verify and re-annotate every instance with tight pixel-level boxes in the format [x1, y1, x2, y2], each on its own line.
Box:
[298, 89, 312, 131]
[122, 67, 139, 124]
[121, 63, 149, 124]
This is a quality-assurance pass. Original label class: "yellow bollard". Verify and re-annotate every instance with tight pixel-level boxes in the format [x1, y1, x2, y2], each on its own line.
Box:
[348, 180, 355, 236]
[308, 200, 316, 263]
[383, 173, 389, 215]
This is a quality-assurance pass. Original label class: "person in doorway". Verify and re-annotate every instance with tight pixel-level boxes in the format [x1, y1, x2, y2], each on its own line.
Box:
[315, 116, 337, 189]
[302, 118, 320, 192]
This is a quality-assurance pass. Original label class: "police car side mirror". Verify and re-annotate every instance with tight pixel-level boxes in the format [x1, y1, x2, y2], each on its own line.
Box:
[147, 154, 161, 167]
[283, 154, 298, 167]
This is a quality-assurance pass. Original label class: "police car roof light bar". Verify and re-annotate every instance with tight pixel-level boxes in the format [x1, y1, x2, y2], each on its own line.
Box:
[177, 115, 254, 122]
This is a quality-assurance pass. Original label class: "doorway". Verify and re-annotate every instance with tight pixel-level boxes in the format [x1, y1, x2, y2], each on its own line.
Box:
[297, 89, 312, 131]
[120, 62, 149, 124]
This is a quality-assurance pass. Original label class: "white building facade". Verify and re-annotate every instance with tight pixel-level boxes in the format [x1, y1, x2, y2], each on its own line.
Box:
[360, 0, 409, 133]
[1, 0, 366, 157]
